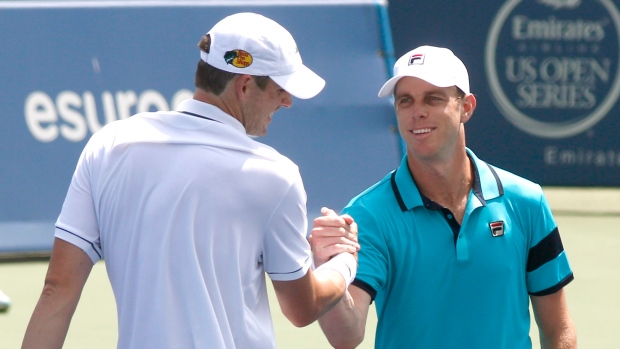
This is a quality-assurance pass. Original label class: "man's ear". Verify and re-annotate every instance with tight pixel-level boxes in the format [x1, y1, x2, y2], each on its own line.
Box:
[461, 93, 477, 123]
[233, 74, 253, 100]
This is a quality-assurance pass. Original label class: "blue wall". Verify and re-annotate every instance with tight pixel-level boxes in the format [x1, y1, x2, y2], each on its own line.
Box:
[0, 1, 401, 254]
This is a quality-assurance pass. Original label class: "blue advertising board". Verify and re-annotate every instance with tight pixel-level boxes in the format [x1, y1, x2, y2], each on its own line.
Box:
[0, 0, 400, 255]
[388, 0, 620, 186]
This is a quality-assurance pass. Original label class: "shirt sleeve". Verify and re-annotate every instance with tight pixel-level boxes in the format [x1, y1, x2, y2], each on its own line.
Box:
[54, 139, 102, 264]
[343, 204, 387, 301]
[263, 172, 312, 282]
[525, 190, 574, 296]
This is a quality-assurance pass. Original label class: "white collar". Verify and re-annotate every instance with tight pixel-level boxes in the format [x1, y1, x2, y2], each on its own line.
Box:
[175, 98, 246, 135]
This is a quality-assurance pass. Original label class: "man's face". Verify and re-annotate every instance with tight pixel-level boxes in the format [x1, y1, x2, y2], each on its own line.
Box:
[240, 78, 293, 137]
[393, 76, 471, 161]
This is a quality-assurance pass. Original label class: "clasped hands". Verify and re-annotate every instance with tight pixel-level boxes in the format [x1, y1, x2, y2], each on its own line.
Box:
[309, 207, 360, 268]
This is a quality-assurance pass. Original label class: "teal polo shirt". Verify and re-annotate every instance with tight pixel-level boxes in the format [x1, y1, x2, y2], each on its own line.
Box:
[344, 148, 573, 349]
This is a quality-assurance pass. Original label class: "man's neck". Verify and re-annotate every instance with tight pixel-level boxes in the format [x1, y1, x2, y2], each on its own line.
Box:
[408, 148, 473, 223]
[193, 88, 242, 123]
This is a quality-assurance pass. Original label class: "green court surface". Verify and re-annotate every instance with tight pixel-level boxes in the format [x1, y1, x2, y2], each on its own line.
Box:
[1, 188, 619, 348]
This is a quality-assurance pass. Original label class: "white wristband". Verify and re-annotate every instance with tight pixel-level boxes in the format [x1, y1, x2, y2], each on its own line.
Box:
[315, 252, 357, 287]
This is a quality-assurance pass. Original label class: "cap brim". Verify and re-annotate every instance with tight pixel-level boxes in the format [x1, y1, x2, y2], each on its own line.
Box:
[378, 72, 467, 98]
[270, 64, 325, 99]
[378, 75, 403, 98]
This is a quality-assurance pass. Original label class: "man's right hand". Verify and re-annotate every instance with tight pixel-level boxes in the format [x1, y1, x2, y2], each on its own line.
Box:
[309, 207, 360, 268]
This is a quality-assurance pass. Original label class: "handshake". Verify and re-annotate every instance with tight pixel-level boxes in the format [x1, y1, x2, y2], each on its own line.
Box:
[309, 207, 360, 287]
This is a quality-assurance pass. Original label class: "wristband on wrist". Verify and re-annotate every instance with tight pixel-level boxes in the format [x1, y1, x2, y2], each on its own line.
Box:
[314, 252, 357, 287]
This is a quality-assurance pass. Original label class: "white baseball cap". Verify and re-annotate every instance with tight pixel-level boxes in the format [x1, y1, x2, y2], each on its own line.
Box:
[200, 12, 325, 99]
[378, 45, 470, 98]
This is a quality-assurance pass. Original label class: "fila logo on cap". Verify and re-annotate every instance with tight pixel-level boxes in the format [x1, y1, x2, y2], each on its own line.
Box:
[409, 53, 425, 65]
[489, 221, 505, 237]
[224, 49, 253, 68]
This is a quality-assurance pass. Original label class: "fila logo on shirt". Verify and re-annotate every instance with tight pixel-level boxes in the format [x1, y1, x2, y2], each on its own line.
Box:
[489, 221, 505, 237]
[409, 53, 425, 65]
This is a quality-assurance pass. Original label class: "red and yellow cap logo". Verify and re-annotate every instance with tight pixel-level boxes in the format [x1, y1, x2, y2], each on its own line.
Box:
[224, 49, 253, 68]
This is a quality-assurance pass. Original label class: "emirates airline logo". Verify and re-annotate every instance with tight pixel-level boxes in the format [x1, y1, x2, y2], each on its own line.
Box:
[485, 0, 620, 139]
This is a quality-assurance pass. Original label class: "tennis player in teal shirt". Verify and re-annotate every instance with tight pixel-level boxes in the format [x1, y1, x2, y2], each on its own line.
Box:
[311, 45, 576, 348]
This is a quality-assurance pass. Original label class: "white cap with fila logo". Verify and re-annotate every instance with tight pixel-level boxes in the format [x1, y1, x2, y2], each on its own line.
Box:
[200, 12, 325, 99]
[378, 45, 470, 98]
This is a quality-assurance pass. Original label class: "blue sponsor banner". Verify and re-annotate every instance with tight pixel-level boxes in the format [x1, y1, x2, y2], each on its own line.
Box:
[388, 0, 620, 186]
[0, 1, 400, 253]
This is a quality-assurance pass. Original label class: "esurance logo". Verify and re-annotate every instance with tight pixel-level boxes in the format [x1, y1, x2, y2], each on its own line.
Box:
[25, 89, 193, 143]
[485, 0, 620, 139]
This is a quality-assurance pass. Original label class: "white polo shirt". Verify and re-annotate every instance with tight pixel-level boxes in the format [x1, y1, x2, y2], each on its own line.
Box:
[55, 99, 312, 349]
